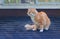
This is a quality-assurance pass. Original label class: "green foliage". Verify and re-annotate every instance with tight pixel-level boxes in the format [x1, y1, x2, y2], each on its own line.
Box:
[4, 0, 20, 4]
[4, 0, 9, 4]
[38, 0, 60, 2]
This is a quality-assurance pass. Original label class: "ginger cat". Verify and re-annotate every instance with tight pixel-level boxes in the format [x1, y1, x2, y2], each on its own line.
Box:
[27, 8, 51, 32]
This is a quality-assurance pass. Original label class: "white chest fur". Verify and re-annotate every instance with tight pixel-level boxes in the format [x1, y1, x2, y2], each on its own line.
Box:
[31, 16, 38, 25]
[31, 17, 35, 23]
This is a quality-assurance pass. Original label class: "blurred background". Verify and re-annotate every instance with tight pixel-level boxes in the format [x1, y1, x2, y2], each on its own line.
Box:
[0, 0, 60, 9]
[0, 0, 60, 17]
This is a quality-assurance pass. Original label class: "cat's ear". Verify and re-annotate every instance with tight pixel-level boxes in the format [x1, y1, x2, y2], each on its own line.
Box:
[27, 8, 30, 15]
[31, 8, 36, 10]
[27, 8, 31, 13]
[28, 8, 30, 12]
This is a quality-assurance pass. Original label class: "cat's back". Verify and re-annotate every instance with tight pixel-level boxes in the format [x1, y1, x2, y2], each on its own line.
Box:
[35, 11, 50, 23]
[38, 11, 47, 16]
[39, 11, 51, 24]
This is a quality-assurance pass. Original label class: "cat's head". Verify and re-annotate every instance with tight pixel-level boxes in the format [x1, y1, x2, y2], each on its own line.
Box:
[27, 8, 38, 17]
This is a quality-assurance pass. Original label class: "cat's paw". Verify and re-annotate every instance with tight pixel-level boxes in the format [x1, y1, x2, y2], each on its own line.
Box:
[45, 28, 49, 30]
[40, 30, 43, 32]
[32, 29, 36, 31]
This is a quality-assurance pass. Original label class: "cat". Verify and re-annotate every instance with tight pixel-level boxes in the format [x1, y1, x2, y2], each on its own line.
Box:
[27, 8, 51, 32]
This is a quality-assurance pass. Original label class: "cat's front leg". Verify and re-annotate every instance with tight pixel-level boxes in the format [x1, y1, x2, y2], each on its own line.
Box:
[32, 25, 37, 31]
[39, 25, 44, 32]
[45, 20, 51, 30]
[44, 23, 50, 30]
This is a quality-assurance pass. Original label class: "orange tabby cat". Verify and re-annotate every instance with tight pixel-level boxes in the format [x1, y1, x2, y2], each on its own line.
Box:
[27, 8, 51, 32]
